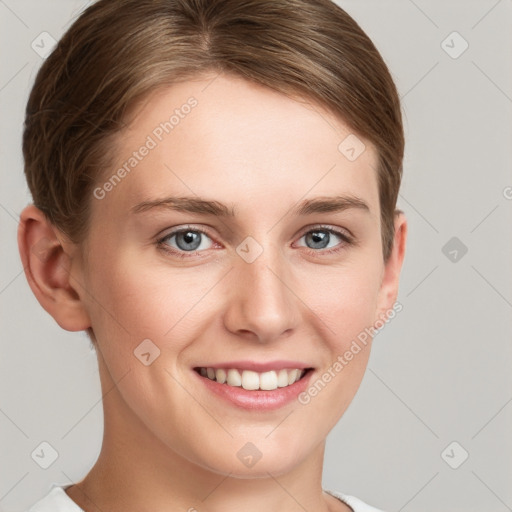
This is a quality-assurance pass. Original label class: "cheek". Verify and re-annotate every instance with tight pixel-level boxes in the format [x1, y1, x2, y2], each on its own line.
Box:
[294, 256, 382, 410]
[299, 259, 383, 348]
[295, 270, 379, 431]
[81, 247, 222, 357]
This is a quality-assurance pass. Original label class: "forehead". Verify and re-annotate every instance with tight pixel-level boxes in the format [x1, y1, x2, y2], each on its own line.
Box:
[98, 73, 380, 220]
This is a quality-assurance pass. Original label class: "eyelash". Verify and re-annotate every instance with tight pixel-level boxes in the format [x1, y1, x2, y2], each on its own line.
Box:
[156, 224, 354, 259]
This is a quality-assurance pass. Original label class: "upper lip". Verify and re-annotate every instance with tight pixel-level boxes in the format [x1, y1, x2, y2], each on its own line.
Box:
[194, 360, 313, 372]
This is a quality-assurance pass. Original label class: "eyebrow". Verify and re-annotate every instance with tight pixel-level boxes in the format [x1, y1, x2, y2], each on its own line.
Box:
[131, 194, 370, 217]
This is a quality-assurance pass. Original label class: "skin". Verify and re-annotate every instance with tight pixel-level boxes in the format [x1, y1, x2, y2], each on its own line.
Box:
[18, 73, 407, 512]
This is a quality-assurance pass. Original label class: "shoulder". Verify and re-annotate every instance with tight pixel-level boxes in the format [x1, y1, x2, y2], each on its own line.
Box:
[325, 489, 387, 512]
[25, 485, 84, 512]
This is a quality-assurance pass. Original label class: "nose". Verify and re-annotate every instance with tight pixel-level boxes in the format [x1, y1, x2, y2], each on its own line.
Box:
[222, 246, 301, 344]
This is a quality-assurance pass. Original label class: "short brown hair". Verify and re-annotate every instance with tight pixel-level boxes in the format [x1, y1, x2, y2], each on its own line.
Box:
[23, 0, 404, 261]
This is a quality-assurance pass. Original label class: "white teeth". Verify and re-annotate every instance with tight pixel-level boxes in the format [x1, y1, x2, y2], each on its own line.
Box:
[199, 367, 307, 390]
[277, 369, 289, 388]
[259, 371, 278, 390]
[241, 370, 260, 390]
[227, 368, 242, 387]
[288, 369, 299, 385]
[215, 368, 227, 384]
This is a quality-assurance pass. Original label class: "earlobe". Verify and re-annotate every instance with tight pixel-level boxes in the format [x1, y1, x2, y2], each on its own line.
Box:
[374, 211, 408, 326]
[17, 205, 91, 332]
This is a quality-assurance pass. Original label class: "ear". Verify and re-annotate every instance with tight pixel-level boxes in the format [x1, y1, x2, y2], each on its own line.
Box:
[373, 210, 407, 326]
[17, 205, 91, 331]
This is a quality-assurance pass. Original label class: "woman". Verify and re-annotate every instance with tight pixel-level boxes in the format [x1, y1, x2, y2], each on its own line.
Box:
[19, 1, 407, 510]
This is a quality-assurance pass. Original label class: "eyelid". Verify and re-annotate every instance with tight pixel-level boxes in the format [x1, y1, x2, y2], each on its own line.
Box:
[295, 223, 353, 242]
[156, 224, 352, 243]
[156, 224, 217, 248]
[155, 223, 210, 238]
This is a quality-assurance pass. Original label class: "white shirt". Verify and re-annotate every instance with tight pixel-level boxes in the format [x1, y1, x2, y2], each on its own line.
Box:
[27, 484, 386, 512]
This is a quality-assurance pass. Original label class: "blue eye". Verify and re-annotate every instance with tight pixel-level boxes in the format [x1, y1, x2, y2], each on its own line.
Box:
[296, 226, 352, 254]
[305, 230, 340, 249]
[157, 227, 214, 258]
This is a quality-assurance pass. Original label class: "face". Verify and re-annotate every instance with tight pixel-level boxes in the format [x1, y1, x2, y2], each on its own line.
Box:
[72, 73, 399, 477]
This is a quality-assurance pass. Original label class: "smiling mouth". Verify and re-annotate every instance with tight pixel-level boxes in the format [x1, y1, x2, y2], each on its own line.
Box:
[194, 367, 313, 391]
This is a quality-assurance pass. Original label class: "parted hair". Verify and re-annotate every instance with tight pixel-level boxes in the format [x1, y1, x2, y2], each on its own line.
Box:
[23, 0, 404, 261]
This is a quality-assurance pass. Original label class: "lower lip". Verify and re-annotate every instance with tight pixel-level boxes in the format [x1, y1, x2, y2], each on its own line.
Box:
[193, 369, 314, 411]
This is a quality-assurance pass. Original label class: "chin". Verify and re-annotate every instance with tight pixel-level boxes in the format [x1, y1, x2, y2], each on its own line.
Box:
[190, 440, 308, 479]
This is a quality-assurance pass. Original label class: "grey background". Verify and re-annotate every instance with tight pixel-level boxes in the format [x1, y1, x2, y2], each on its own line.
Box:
[1, 1, 511, 511]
